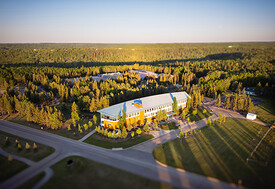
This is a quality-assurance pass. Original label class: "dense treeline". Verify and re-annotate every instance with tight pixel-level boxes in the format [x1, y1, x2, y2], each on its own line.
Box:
[0, 43, 274, 65]
[0, 43, 274, 130]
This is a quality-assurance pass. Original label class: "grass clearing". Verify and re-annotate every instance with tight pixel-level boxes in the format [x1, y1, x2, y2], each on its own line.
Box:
[0, 130, 55, 162]
[84, 133, 154, 149]
[0, 155, 28, 183]
[153, 118, 275, 189]
[42, 156, 173, 189]
[254, 98, 275, 124]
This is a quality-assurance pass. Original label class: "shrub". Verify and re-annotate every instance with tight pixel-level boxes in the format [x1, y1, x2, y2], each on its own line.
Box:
[136, 128, 142, 135]
[25, 142, 31, 152]
[33, 143, 38, 151]
[207, 117, 212, 127]
[8, 155, 13, 162]
[107, 131, 112, 138]
[17, 143, 22, 151]
[5, 137, 9, 145]
[67, 125, 71, 131]
[202, 109, 207, 114]
[178, 130, 184, 139]
[83, 124, 88, 131]
[131, 132, 135, 138]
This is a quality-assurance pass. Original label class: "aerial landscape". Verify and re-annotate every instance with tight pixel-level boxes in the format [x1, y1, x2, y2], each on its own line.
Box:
[0, 0, 274, 189]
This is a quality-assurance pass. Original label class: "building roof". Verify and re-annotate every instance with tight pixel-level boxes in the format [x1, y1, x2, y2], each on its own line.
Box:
[244, 88, 255, 93]
[98, 91, 190, 118]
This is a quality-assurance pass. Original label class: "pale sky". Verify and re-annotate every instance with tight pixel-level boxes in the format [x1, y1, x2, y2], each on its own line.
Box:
[0, 0, 274, 43]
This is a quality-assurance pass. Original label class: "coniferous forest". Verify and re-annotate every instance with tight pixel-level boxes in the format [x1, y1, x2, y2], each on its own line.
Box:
[0, 43, 274, 130]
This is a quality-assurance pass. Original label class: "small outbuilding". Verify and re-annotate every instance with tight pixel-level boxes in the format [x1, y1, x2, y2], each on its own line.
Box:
[246, 113, 257, 120]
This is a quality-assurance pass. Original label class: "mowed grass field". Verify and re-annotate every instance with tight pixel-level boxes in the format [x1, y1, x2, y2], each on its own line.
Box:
[42, 156, 174, 189]
[254, 98, 275, 124]
[0, 155, 28, 183]
[153, 118, 275, 189]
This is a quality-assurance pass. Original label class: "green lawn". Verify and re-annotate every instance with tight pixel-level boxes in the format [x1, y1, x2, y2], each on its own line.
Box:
[0, 130, 55, 162]
[0, 155, 28, 183]
[2, 114, 95, 140]
[17, 172, 45, 189]
[254, 98, 275, 124]
[42, 156, 173, 189]
[188, 108, 212, 122]
[84, 133, 154, 149]
[159, 122, 178, 130]
[153, 118, 275, 189]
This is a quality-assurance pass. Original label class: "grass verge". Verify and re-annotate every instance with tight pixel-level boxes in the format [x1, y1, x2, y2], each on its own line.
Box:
[0, 130, 55, 162]
[84, 133, 154, 149]
[17, 172, 45, 189]
[153, 118, 275, 189]
[2, 114, 95, 140]
[42, 156, 173, 189]
[0, 155, 28, 183]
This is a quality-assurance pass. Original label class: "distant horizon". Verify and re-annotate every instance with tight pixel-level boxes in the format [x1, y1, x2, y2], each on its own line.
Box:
[1, 0, 275, 43]
[1, 40, 275, 44]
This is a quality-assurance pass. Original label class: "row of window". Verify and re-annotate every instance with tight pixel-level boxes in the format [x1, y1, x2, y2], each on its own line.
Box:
[144, 104, 172, 113]
[126, 112, 140, 118]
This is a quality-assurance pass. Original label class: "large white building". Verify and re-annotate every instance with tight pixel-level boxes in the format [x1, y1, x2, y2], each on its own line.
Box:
[98, 91, 190, 129]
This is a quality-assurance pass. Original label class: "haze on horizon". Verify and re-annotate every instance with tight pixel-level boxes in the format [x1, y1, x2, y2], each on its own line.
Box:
[0, 0, 274, 43]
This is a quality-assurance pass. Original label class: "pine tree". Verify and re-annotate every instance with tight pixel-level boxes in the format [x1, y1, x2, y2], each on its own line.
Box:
[143, 122, 149, 132]
[25, 142, 30, 152]
[17, 143, 22, 151]
[88, 121, 93, 128]
[153, 120, 158, 130]
[247, 98, 254, 112]
[172, 97, 179, 114]
[93, 115, 97, 125]
[178, 130, 184, 139]
[223, 97, 230, 109]
[33, 143, 37, 151]
[117, 130, 122, 138]
[107, 131, 112, 138]
[207, 117, 212, 127]
[232, 94, 238, 111]
[121, 127, 128, 138]
[5, 137, 9, 145]
[218, 114, 223, 123]
[104, 128, 108, 136]
[112, 130, 116, 138]
[216, 94, 221, 107]
[8, 155, 13, 162]
[71, 102, 80, 127]
[133, 119, 137, 129]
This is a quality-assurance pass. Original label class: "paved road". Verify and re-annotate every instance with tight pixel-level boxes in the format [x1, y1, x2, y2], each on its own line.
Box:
[0, 102, 252, 189]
